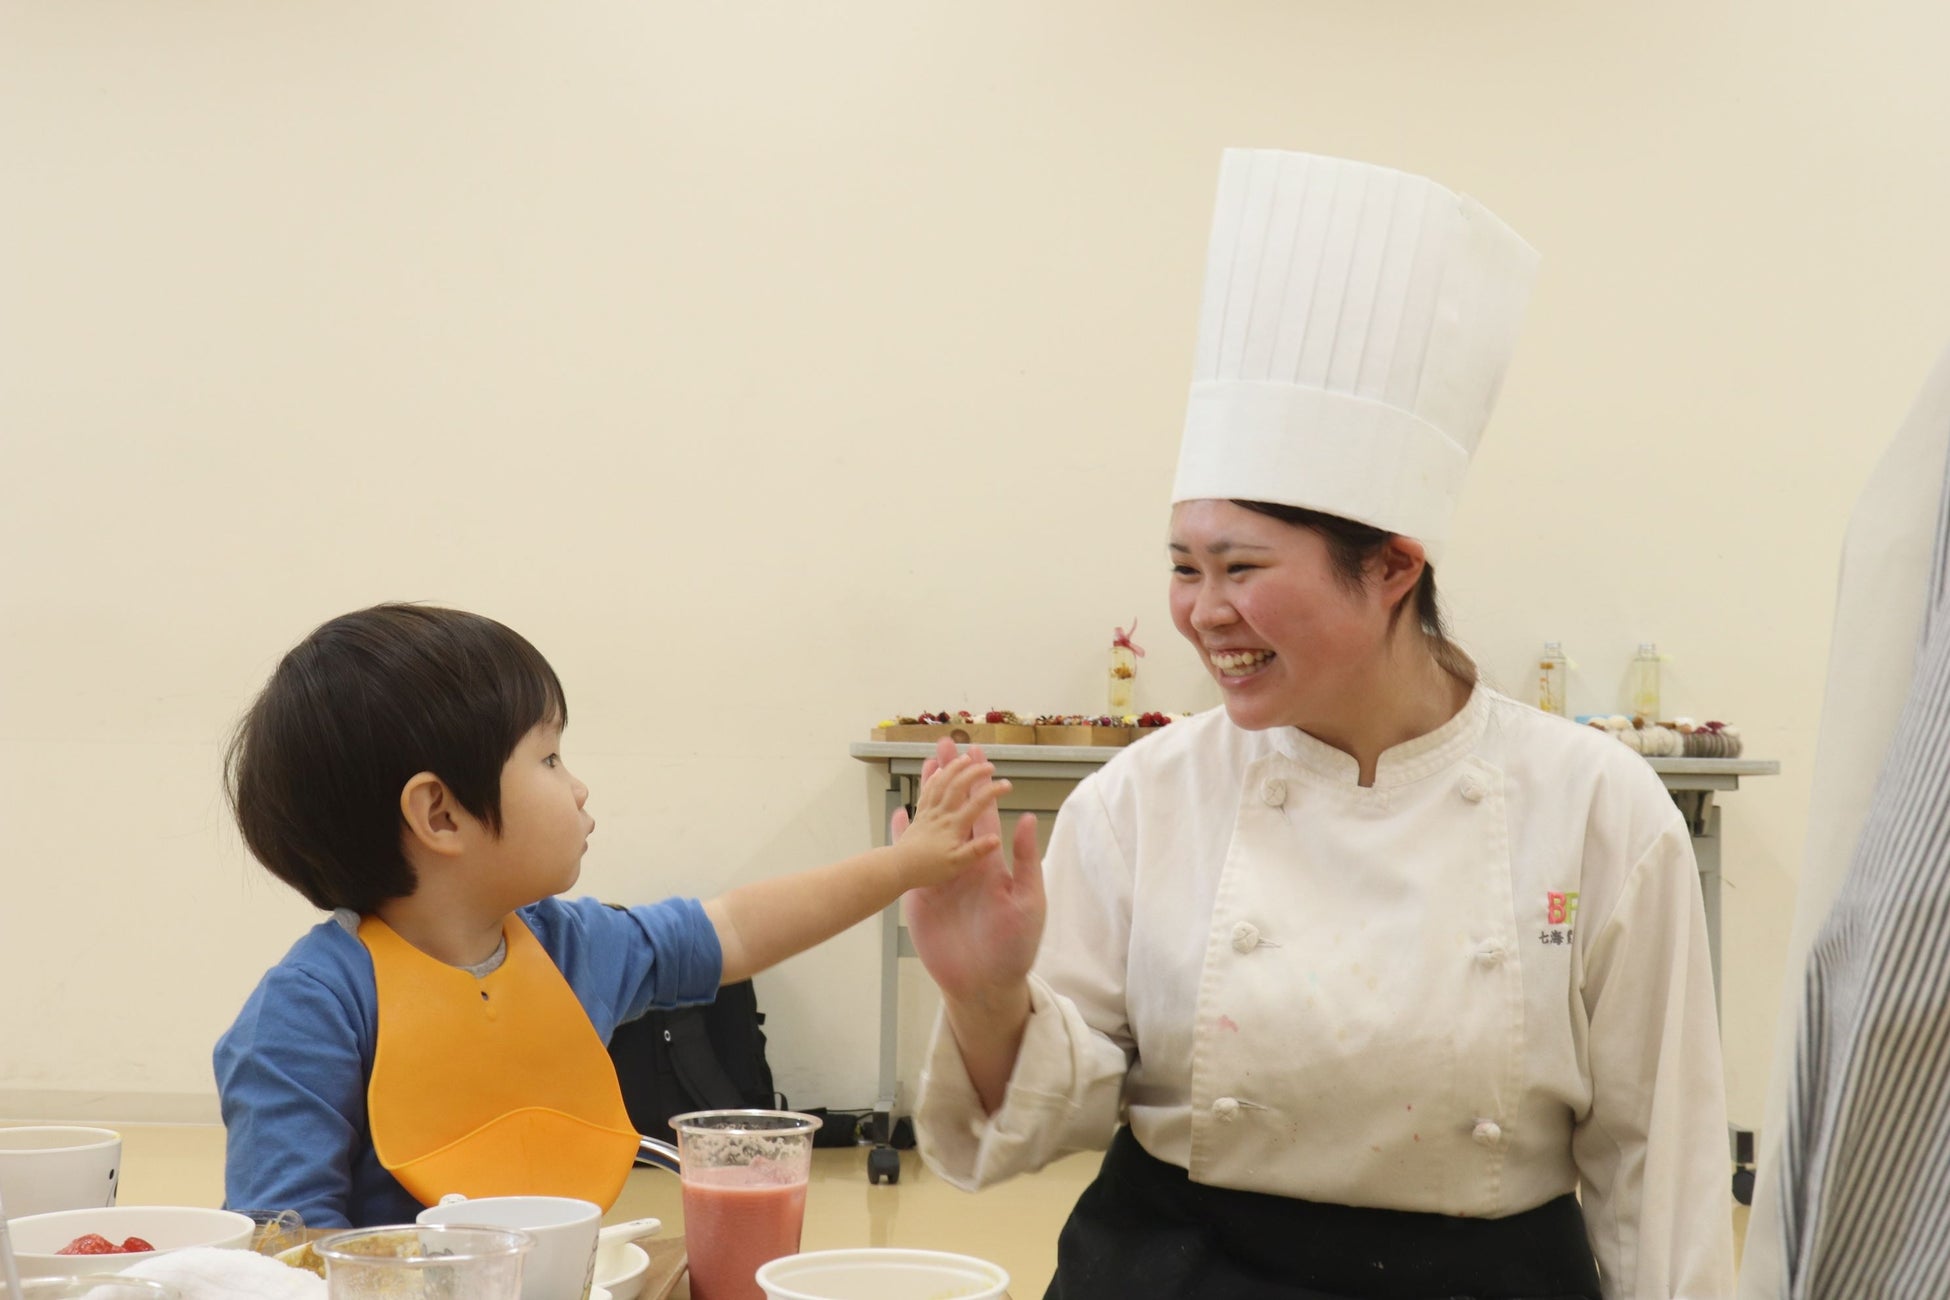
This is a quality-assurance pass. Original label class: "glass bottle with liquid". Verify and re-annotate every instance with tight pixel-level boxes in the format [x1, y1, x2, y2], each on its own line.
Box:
[1537, 642, 1568, 716]
[1109, 621, 1142, 713]
[1630, 642, 1662, 719]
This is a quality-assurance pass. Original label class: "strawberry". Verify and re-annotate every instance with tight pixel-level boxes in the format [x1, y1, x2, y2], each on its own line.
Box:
[58, 1234, 118, 1255]
[121, 1236, 156, 1253]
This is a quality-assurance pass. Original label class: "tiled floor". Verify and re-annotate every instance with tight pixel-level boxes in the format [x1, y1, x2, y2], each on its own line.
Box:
[107, 1124, 1743, 1298]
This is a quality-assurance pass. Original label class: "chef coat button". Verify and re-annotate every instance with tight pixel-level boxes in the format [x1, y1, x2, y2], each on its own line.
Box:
[1213, 1097, 1241, 1122]
[1260, 779, 1288, 807]
[1474, 944, 1505, 968]
[1472, 1119, 1502, 1147]
[1459, 776, 1487, 803]
[1231, 922, 1260, 954]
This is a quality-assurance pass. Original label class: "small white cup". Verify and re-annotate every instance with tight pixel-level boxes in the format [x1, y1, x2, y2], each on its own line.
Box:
[0, 1127, 121, 1219]
[755, 1248, 1010, 1300]
[416, 1195, 601, 1300]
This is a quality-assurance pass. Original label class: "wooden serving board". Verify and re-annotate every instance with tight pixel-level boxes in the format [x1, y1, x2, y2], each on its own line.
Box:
[636, 1231, 687, 1299]
[292, 1228, 686, 1299]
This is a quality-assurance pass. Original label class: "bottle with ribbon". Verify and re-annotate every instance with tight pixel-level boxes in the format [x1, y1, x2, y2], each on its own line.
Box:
[1110, 619, 1145, 713]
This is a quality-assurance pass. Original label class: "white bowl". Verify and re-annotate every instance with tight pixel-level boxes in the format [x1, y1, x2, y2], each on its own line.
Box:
[594, 1241, 648, 1300]
[4, 1205, 255, 1278]
[0, 1127, 121, 1218]
[755, 1248, 1010, 1300]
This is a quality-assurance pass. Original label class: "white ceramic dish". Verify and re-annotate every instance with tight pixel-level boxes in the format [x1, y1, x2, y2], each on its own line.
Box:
[755, 1248, 1009, 1300]
[590, 1288, 613, 1300]
[4, 1205, 255, 1278]
[593, 1241, 648, 1300]
[417, 1194, 600, 1300]
[0, 1127, 122, 1219]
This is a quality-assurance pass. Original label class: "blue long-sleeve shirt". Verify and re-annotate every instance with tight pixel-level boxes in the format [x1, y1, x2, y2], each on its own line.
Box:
[214, 895, 722, 1228]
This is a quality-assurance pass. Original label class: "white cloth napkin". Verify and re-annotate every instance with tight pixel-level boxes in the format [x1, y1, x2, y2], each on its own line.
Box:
[104, 1246, 325, 1299]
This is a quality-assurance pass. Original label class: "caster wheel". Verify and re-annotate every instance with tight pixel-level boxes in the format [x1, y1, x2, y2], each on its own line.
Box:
[868, 1145, 901, 1185]
[1732, 1167, 1755, 1206]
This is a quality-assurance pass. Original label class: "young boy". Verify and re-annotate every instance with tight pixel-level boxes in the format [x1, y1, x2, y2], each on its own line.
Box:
[214, 603, 1003, 1228]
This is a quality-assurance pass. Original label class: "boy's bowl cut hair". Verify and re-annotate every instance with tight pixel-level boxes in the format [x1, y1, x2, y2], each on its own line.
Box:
[224, 604, 569, 913]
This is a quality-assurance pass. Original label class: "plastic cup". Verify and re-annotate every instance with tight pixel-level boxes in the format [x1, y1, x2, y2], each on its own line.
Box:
[235, 1208, 306, 1256]
[317, 1223, 532, 1299]
[671, 1110, 822, 1300]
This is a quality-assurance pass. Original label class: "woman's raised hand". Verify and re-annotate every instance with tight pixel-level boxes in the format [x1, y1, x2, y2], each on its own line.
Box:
[894, 737, 1045, 1006]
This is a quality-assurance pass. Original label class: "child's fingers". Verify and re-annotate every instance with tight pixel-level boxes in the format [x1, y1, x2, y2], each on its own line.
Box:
[890, 806, 911, 843]
[925, 755, 994, 810]
[937, 765, 1002, 821]
[954, 777, 1011, 832]
[949, 832, 1004, 865]
[920, 736, 962, 783]
[915, 753, 979, 811]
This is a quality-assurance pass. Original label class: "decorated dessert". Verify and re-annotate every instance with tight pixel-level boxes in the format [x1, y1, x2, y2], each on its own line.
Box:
[870, 710, 1187, 746]
[1033, 714, 1133, 747]
[871, 710, 981, 743]
[1673, 718, 1744, 758]
[1584, 714, 1743, 759]
[1586, 715, 1681, 756]
[871, 710, 1038, 745]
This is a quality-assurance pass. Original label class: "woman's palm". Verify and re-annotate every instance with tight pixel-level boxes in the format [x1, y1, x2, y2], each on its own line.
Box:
[895, 741, 1044, 1001]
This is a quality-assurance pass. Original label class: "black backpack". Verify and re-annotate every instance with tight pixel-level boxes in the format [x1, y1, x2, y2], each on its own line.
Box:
[607, 979, 783, 1144]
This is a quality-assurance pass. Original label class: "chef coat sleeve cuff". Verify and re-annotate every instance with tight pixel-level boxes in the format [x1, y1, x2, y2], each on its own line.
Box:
[914, 972, 1127, 1191]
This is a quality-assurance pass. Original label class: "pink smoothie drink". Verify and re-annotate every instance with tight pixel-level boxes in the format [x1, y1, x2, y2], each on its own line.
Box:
[682, 1165, 810, 1300]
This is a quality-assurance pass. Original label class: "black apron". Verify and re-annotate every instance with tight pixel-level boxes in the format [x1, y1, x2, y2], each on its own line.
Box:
[1047, 1127, 1601, 1300]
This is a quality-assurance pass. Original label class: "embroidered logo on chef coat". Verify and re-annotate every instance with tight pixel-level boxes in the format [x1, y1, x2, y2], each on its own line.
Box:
[1538, 890, 1578, 946]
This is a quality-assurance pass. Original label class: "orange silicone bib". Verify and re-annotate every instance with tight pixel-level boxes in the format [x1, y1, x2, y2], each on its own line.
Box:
[361, 914, 640, 1209]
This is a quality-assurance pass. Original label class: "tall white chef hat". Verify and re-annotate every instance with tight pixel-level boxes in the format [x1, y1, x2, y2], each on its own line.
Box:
[1170, 150, 1540, 561]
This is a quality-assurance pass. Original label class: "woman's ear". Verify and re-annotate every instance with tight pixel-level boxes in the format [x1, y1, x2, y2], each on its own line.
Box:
[1374, 535, 1427, 611]
[400, 772, 467, 858]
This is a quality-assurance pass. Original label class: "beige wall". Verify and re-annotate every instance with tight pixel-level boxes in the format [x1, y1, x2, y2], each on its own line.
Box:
[4, 0, 1948, 1132]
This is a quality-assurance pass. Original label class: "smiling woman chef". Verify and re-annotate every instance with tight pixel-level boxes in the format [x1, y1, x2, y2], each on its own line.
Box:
[898, 151, 1734, 1300]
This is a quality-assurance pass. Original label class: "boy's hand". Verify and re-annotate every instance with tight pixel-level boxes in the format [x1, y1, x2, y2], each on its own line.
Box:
[890, 751, 1008, 888]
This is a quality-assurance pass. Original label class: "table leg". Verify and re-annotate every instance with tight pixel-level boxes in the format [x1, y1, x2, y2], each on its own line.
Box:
[872, 781, 909, 1184]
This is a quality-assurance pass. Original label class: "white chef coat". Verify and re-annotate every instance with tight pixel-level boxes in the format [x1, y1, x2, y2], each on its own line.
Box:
[917, 685, 1733, 1300]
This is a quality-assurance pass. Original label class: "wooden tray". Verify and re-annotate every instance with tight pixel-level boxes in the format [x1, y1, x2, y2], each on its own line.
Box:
[290, 1228, 687, 1299]
[635, 1230, 687, 1299]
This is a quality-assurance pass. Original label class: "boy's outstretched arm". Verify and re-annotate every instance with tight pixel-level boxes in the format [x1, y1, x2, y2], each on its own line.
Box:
[704, 753, 1005, 985]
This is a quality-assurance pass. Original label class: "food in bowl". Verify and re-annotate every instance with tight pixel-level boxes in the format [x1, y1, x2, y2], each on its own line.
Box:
[3, 1205, 256, 1278]
[56, 1233, 156, 1255]
[275, 1240, 327, 1277]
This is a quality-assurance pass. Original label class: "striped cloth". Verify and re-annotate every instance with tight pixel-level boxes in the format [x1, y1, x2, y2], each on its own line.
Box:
[1766, 401, 1950, 1297]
